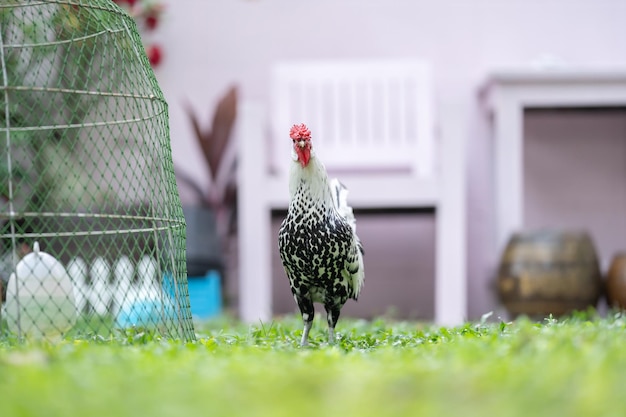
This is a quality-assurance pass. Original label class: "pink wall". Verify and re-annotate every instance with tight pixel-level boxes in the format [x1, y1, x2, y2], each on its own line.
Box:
[154, 0, 626, 319]
[524, 109, 626, 271]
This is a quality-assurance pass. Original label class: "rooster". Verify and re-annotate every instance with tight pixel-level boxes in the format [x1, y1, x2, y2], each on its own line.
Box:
[278, 123, 365, 346]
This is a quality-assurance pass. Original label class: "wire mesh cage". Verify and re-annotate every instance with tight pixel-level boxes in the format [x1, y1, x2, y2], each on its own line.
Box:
[0, 0, 195, 341]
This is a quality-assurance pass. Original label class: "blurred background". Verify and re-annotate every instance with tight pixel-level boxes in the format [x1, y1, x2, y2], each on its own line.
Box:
[137, 0, 626, 322]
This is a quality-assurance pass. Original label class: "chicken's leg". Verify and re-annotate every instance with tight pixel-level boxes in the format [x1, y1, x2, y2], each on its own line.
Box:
[297, 295, 315, 346]
[325, 304, 341, 344]
[301, 320, 312, 346]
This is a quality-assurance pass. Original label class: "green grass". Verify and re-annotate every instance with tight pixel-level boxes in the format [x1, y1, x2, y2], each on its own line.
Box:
[2, 312, 626, 417]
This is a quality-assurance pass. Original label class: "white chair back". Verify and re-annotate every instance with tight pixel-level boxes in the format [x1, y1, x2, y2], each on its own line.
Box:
[271, 60, 435, 176]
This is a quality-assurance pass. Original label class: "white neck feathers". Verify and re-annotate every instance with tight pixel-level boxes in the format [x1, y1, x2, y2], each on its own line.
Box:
[289, 154, 333, 208]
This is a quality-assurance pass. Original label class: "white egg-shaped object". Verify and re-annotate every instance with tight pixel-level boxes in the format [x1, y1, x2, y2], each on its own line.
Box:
[5, 242, 76, 339]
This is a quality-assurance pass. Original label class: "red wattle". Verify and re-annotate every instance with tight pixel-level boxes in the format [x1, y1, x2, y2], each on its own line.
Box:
[296, 147, 311, 167]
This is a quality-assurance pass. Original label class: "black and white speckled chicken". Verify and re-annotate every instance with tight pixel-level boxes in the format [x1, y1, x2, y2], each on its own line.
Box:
[278, 123, 365, 346]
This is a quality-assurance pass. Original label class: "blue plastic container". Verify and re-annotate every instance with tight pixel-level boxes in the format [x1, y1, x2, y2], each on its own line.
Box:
[115, 270, 221, 328]
[116, 298, 175, 328]
[187, 270, 222, 319]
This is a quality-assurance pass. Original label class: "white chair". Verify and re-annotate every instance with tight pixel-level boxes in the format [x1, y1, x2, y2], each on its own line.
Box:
[238, 59, 466, 325]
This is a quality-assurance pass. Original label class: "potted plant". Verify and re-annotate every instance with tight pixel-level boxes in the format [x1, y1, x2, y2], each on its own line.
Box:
[175, 86, 238, 314]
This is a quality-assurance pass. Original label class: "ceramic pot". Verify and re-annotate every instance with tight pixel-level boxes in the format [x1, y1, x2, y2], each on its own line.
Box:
[606, 253, 626, 309]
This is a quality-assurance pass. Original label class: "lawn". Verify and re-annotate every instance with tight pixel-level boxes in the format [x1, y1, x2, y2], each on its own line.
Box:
[1, 312, 626, 417]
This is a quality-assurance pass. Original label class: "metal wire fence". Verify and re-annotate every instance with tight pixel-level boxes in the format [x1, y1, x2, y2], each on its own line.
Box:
[0, 0, 195, 341]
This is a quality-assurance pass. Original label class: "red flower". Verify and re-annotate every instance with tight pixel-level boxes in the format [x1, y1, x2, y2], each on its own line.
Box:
[144, 4, 165, 30]
[145, 13, 158, 30]
[146, 44, 162, 67]
[115, 1, 166, 65]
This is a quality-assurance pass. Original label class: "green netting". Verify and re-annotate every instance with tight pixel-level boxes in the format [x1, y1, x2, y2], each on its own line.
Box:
[0, 0, 195, 341]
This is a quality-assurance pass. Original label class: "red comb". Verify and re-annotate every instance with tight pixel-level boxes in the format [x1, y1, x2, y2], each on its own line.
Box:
[289, 123, 311, 140]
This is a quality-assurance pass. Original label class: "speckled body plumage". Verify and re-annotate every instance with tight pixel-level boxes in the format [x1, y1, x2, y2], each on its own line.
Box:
[278, 126, 364, 345]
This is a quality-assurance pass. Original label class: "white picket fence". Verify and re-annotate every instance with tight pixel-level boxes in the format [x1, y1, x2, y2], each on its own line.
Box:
[66, 255, 176, 326]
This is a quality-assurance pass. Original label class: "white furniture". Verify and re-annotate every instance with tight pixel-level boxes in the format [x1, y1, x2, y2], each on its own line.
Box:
[483, 68, 626, 252]
[238, 59, 466, 325]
